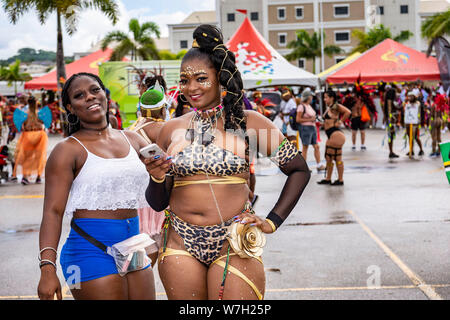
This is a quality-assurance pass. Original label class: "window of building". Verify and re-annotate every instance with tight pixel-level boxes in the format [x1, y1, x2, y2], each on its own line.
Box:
[278, 33, 287, 47]
[335, 31, 350, 43]
[295, 6, 304, 19]
[251, 12, 259, 21]
[400, 5, 408, 14]
[180, 40, 188, 49]
[334, 4, 350, 18]
[227, 13, 235, 22]
[298, 58, 305, 69]
[277, 7, 286, 20]
[377, 6, 384, 15]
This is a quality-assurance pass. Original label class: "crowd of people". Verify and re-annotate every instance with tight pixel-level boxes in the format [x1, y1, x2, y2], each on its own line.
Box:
[244, 79, 449, 185]
[0, 92, 53, 184]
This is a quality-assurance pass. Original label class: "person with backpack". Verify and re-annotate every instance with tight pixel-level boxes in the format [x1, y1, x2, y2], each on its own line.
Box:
[296, 89, 325, 172]
[279, 88, 298, 148]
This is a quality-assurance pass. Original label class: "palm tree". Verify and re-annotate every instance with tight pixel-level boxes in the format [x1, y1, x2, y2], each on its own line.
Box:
[284, 30, 343, 74]
[102, 18, 161, 61]
[421, 8, 450, 56]
[422, 8, 450, 40]
[2, 0, 120, 91]
[0, 60, 32, 95]
[351, 24, 413, 54]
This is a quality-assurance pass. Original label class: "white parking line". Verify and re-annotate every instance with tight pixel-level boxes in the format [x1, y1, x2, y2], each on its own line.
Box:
[347, 210, 443, 300]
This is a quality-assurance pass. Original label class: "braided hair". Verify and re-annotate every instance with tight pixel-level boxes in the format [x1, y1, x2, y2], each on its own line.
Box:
[61, 72, 108, 135]
[183, 24, 246, 134]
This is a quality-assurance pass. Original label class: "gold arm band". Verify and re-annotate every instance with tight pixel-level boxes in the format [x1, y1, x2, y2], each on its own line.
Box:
[265, 219, 277, 233]
[151, 175, 166, 183]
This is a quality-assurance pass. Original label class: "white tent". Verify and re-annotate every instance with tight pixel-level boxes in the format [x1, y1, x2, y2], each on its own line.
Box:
[226, 17, 318, 89]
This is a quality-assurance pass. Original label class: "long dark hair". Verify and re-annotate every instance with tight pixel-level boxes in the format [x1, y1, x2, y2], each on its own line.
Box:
[182, 24, 246, 134]
[61, 72, 109, 135]
[175, 94, 189, 118]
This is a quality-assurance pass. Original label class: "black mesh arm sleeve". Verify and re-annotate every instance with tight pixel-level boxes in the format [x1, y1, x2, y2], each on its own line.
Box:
[145, 175, 173, 212]
[266, 143, 311, 228]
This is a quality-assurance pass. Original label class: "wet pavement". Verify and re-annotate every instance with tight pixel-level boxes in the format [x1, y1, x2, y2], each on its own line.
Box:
[0, 128, 449, 300]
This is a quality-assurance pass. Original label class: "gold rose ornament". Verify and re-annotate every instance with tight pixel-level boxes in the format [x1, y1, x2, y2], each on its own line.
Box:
[227, 222, 266, 259]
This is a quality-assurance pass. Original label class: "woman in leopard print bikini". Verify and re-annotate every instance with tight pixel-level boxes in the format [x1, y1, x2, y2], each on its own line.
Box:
[143, 25, 310, 300]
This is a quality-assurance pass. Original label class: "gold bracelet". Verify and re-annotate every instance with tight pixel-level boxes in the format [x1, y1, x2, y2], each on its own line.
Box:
[265, 218, 277, 233]
[151, 175, 166, 183]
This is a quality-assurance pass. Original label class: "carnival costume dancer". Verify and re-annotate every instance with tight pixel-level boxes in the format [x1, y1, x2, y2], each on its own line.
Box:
[317, 90, 351, 186]
[430, 93, 449, 157]
[143, 25, 310, 300]
[404, 91, 424, 158]
[12, 96, 51, 185]
[384, 84, 400, 159]
[129, 81, 168, 265]
[38, 73, 156, 300]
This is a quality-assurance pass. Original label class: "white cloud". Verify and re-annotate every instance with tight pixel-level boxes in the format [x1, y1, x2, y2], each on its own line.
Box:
[185, 0, 215, 11]
[0, 0, 190, 59]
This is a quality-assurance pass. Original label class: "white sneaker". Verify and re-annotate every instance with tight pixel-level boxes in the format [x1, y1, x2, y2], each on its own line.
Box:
[352, 146, 356, 151]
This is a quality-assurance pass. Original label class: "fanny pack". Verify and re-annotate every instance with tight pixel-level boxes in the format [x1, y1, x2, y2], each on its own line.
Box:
[70, 219, 154, 276]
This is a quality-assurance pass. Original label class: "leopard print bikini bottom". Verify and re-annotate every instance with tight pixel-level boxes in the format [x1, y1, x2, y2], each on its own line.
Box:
[164, 202, 254, 266]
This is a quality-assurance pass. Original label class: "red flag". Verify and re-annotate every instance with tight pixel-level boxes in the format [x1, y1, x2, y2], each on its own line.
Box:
[236, 9, 247, 15]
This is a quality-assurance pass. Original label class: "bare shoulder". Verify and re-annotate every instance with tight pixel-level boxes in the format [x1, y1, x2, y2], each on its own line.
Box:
[122, 128, 143, 141]
[156, 115, 191, 149]
[121, 129, 148, 150]
[46, 137, 80, 170]
[244, 109, 277, 130]
[338, 103, 351, 113]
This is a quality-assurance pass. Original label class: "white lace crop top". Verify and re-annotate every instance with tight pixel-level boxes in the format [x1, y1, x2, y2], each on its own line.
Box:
[64, 131, 150, 217]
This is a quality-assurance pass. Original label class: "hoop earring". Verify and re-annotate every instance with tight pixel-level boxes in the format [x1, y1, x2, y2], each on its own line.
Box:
[179, 94, 188, 103]
[67, 113, 79, 125]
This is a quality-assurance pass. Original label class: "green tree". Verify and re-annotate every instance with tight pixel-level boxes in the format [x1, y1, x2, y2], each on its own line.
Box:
[284, 30, 343, 74]
[421, 8, 450, 55]
[102, 18, 161, 61]
[2, 0, 119, 92]
[422, 8, 450, 40]
[0, 59, 32, 95]
[351, 24, 413, 54]
[158, 49, 187, 60]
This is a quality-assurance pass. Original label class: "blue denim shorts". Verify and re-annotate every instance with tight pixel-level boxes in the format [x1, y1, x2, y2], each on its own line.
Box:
[299, 125, 317, 146]
[60, 216, 150, 284]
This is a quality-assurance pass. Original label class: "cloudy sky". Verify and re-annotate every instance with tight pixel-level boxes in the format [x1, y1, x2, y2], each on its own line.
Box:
[0, 0, 215, 59]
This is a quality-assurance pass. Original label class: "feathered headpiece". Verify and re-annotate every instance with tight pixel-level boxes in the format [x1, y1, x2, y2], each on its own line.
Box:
[435, 93, 449, 113]
[353, 73, 377, 115]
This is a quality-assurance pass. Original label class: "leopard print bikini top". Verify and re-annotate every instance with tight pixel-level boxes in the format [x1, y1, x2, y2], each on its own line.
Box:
[168, 139, 249, 177]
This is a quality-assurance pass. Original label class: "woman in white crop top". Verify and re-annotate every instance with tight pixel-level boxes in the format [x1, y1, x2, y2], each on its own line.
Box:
[37, 73, 156, 300]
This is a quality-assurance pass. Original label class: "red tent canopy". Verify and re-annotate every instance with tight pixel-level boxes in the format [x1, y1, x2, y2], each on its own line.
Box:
[326, 39, 440, 84]
[25, 48, 115, 90]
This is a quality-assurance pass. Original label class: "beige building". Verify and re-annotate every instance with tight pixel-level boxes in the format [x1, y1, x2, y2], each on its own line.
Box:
[168, 11, 218, 54]
[370, 0, 421, 51]
[171, 0, 440, 74]
[216, 0, 371, 74]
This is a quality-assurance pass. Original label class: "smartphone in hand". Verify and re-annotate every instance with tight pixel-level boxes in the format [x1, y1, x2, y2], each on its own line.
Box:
[139, 144, 165, 159]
